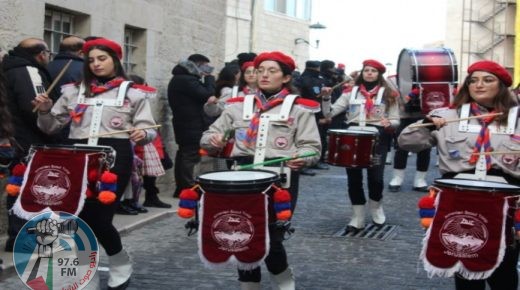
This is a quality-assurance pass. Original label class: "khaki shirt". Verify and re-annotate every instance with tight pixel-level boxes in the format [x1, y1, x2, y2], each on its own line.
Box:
[398, 106, 520, 178]
[322, 86, 400, 128]
[38, 83, 157, 144]
[200, 97, 322, 167]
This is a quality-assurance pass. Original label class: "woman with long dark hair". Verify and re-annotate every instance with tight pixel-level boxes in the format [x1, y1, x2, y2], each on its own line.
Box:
[33, 37, 157, 290]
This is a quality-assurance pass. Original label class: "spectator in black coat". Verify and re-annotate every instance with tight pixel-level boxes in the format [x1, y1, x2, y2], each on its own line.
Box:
[2, 38, 53, 251]
[167, 54, 216, 197]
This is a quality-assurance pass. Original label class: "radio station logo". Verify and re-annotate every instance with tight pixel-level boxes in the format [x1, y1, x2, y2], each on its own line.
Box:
[13, 211, 98, 290]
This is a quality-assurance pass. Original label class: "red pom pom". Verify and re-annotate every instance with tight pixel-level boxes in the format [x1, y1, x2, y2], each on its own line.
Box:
[100, 171, 117, 183]
[180, 188, 199, 200]
[12, 164, 27, 176]
[85, 188, 95, 199]
[178, 207, 195, 218]
[6, 184, 20, 196]
[418, 196, 435, 209]
[274, 189, 291, 203]
[88, 170, 98, 183]
[98, 190, 117, 204]
[276, 210, 292, 220]
[515, 209, 520, 223]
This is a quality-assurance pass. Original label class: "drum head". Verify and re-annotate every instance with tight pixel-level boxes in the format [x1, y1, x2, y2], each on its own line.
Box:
[328, 128, 378, 136]
[434, 178, 520, 194]
[397, 48, 413, 99]
[197, 170, 279, 194]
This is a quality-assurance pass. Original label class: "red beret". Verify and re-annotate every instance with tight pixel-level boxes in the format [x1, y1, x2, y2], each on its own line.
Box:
[83, 38, 123, 59]
[467, 60, 512, 87]
[241, 61, 255, 72]
[362, 59, 386, 74]
[254, 51, 296, 73]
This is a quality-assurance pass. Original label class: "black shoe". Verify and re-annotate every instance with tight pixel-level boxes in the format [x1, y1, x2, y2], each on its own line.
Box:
[116, 204, 138, 215]
[300, 168, 316, 176]
[388, 185, 401, 192]
[143, 197, 172, 208]
[342, 225, 362, 235]
[129, 202, 149, 213]
[413, 186, 429, 192]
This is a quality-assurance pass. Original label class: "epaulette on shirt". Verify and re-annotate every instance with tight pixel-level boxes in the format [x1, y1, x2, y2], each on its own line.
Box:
[131, 83, 157, 93]
[294, 97, 320, 113]
[226, 97, 245, 104]
[342, 86, 353, 94]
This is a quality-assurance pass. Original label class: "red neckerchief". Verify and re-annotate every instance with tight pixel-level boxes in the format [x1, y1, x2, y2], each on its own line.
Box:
[359, 84, 380, 114]
[242, 86, 257, 95]
[243, 88, 289, 148]
[90, 77, 125, 95]
[467, 102, 496, 170]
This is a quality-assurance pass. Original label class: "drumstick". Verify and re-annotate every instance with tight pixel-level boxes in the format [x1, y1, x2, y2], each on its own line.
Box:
[471, 150, 520, 156]
[32, 59, 73, 113]
[235, 152, 318, 170]
[408, 112, 504, 128]
[316, 79, 350, 99]
[89, 124, 162, 138]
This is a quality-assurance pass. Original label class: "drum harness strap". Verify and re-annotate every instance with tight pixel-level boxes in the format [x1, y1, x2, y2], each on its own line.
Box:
[456, 104, 518, 181]
[242, 93, 298, 188]
[77, 81, 132, 146]
[349, 86, 384, 127]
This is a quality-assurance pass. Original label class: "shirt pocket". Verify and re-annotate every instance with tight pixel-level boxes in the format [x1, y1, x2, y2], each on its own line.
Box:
[232, 120, 250, 142]
[269, 122, 295, 150]
[445, 136, 470, 160]
[497, 141, 520, 170]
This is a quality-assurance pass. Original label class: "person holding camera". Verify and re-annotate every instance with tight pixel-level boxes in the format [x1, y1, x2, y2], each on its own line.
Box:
[388, 85, 431, 192]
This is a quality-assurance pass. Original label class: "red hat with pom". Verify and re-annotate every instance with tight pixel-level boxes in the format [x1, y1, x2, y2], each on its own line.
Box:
[362, 59, 386, 74]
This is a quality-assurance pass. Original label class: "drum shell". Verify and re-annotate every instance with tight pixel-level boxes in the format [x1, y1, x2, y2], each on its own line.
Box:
[326, 129, 379, 168]
[196, 170, 279, 194]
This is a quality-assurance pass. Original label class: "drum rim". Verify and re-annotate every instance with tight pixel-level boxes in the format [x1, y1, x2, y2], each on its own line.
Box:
[433, 178, 520, 192]
[197, 169, 280, 185]
[327, 129, 378, 135]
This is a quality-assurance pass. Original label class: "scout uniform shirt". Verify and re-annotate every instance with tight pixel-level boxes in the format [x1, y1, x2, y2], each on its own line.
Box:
[37, 82, 157, 144]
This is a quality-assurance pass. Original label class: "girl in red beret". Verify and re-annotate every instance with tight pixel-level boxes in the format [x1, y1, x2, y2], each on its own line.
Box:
[33, 37, 158, 289]
[201, 51, 321, 289]
[321, 59, 399, 234]
[399, 60, 520, 289]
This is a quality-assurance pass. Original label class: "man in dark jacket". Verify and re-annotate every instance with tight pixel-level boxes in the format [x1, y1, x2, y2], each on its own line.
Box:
[2, 37, 53, 251]
[47, 35, 85, 100]
[295, 60, 330, 171]
[167, 54, 216, 197]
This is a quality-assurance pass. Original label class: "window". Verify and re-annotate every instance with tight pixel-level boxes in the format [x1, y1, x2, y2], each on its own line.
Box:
[123, 26, 146, 76]
[264, 0, 310, 20]
[44, 9, 74, 53]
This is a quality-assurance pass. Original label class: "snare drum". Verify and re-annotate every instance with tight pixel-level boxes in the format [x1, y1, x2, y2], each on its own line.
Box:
[197, 170, 279, 194]
[423, 178, 520, 279]
[13, 144, 116, 219]
[327, 128, 379, 168]
[197, 170, 280, 269]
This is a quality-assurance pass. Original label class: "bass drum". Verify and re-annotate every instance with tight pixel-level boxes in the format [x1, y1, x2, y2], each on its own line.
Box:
[397, 48, 458, 114]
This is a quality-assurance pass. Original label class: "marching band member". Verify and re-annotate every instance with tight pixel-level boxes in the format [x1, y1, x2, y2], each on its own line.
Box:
[321, 59, 399, 233]
[200, 51, 321, 290]
[398, 60, 520, 290]
[238, 61, 259, 96]
[33, 37, 157, 290]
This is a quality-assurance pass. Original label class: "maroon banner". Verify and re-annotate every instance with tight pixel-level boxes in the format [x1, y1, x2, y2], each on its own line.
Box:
[13, 150, 88, 219]
[199, 191, 268, 270]
[422, 187, 508, 279]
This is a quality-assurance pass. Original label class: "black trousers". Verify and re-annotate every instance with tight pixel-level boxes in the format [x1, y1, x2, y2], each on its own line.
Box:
[393, 118, 431, 171]
[174, 144, 201, 194]
[346, 127, 391, 205]
[72, 138, 133, 256]
[237, 171, 300, 282]
[454, 243, 519, 290]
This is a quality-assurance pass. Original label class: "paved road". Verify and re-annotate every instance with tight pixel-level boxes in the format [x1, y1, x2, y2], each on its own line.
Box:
[1, 152, 514, 289]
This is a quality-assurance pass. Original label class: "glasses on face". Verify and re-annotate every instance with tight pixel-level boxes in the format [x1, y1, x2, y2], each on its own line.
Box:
[468, 76, 499, 86]
[256, 68, 282, 75]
